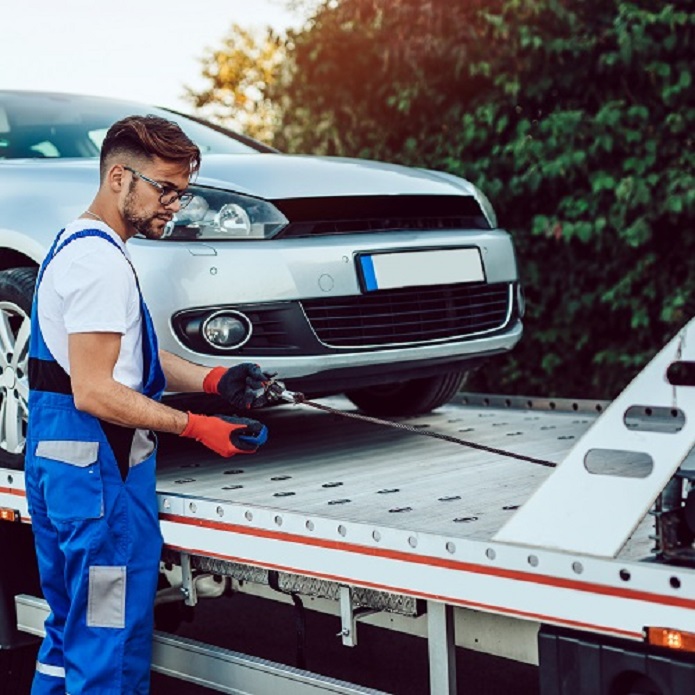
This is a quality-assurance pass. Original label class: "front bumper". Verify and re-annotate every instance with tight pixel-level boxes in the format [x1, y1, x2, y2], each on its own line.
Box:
[130, 229, 521, 381]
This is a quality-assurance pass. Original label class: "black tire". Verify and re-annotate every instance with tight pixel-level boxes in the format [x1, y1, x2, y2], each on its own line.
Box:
[345, 370, 468, 417]
[0, 643, 39, 695]
[0, 267, 37, 469]
[154, 600, 185, 633]
[0, 522, 41, 693]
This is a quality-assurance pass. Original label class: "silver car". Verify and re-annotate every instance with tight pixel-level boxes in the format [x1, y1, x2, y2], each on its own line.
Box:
[0, 90, 524, 467]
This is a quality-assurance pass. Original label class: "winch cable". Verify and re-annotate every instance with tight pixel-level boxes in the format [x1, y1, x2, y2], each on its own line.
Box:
[283, 393, 559, 469]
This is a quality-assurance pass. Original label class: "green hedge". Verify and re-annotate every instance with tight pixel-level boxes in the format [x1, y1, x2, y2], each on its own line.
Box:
[269, 0, 694, 398]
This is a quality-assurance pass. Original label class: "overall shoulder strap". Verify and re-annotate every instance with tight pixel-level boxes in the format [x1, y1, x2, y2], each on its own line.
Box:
[53, 228, 124, 256]
[39, 228, 140, 289]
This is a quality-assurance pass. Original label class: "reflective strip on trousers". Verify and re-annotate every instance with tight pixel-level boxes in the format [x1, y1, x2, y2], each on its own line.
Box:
[36, 661, 66, 678]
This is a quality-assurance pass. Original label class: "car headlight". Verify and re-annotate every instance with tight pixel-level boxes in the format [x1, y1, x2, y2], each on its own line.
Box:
[163, 186, 288, 240]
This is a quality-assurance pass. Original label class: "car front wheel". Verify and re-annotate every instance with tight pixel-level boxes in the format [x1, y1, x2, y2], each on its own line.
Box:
[345, 370, 468, 417]
[0, 268, 36, 469]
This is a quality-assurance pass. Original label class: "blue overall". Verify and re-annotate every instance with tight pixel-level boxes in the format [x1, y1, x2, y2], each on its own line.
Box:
[24, 229, 167, 694]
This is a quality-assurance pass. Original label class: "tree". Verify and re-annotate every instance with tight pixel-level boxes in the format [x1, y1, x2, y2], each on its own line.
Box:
[185, 24, 286, 143]
[195, 0, 695, 398]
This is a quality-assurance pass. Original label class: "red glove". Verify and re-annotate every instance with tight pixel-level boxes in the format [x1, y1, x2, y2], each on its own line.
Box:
[180, 413, 266, 457]
[203, 366, 229, 395]
[203, 364, 282, 410]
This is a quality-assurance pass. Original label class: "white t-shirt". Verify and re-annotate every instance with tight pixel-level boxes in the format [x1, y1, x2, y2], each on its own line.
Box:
[37, 219, 144, 392]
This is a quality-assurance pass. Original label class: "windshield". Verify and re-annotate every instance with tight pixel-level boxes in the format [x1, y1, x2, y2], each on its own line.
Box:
[0, 91, 264, 160]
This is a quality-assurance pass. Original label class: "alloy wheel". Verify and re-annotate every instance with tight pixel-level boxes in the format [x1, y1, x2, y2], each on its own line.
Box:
[0, 301, 30, 456]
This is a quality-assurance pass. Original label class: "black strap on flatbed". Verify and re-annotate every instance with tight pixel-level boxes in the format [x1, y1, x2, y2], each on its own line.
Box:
[295, 397, 558, 469]
[268, 570, 307, 670]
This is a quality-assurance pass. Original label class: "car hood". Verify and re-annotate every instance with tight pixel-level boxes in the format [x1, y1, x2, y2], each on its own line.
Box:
[196, 154, 477, 200]
[0, 153, 477, 202]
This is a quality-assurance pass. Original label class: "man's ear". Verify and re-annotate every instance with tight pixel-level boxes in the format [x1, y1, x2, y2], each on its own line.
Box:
[106, 163, 125, 193]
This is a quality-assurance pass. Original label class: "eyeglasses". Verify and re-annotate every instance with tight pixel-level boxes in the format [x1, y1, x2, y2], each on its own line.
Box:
[124, 165, 194, 208]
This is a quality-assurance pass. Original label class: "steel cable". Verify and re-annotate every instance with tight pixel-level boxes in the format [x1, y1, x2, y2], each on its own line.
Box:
[293, 397, 559, 469]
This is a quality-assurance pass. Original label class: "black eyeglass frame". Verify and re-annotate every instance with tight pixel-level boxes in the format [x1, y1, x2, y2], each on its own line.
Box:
[124, 165, 194, 208]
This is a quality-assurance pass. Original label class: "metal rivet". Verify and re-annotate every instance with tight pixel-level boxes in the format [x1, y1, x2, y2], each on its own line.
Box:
[216, 506, 224, 518]
[485, 548, 496, 560]
[245, 510, 253, 521]
[338, 525, 347, 537]
[408, 536, 418, 548]
[7, 475, 13, 485]
[572, 561, 583, 575]
[305, 520, 314, 531]
[670, 576, 681, 589]
[163, 498, 171, 510]
[619, 569, 631, 581]
[189, 502, 197, 513]
[527, 555, 539, 567]
[274, 515, 283, 526]
[372, 530, 381, 542]
[446, 542, 456, 554]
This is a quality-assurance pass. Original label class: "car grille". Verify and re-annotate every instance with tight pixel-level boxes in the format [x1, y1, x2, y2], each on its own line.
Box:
[273, 195, 490, 238]
[301, 282, 511, 348]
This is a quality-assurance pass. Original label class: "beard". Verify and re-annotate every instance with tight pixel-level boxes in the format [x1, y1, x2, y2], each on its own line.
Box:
[123, 184, 171, 240]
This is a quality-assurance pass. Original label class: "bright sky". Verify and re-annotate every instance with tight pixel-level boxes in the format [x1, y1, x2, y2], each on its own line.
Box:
[0, 0, 301, 113]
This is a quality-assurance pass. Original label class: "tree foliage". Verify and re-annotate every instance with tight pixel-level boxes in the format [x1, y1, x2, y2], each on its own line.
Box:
[185, 24, 286, 142]
[193, 0, 694, 399]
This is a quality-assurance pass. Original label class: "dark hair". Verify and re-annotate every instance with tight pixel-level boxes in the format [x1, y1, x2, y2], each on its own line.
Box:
[100, 115, 201, 180]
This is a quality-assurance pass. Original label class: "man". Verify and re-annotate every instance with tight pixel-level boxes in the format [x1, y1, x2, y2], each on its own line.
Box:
[24, 115, 276, 694]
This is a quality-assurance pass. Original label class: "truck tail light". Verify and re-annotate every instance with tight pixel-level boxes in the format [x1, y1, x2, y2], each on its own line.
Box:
[0, 507, 20, 522]
[645, 627, 695, 653]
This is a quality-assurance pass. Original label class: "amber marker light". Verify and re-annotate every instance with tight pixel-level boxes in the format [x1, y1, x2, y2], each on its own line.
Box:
[0, 508, 20, 523]
[646, 627, 695, 653]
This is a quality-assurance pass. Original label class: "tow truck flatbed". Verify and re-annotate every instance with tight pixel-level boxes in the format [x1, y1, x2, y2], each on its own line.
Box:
[3, 319, 695, 694]
[3, 395, 687, 637]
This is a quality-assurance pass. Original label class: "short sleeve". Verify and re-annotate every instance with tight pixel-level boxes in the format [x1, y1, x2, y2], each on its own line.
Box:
[56, 247, 134, 335]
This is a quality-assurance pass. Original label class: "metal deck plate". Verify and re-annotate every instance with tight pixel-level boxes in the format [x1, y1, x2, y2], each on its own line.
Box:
[156, 397, 599, 543]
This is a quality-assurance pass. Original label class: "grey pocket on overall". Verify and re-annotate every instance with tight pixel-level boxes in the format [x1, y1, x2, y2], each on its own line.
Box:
[129, 429, 156, 468]
[36, 440, 99, 466]
[35, 440, 103, 521]
[87, 565, 126, 628]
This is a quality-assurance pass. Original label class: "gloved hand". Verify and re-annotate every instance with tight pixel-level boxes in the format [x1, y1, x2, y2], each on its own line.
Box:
[204, 363, 285, 410]
[180, 413, 268, 457]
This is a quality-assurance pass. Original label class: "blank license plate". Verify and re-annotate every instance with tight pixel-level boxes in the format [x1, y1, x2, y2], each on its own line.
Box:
[358, 248, 484, 292]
